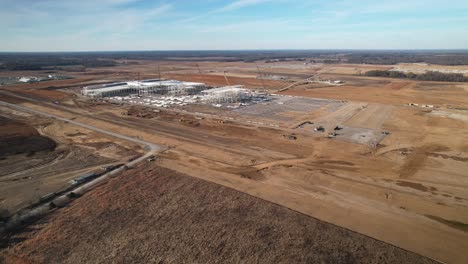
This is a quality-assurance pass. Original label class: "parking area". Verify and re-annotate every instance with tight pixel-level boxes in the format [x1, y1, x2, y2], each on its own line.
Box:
[234, 95, 340, 121]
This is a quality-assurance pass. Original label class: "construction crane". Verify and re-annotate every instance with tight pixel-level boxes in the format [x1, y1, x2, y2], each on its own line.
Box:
[137, 72, 141, 97]
[158, 65, 162, 87]
[158, 65, 161, 79]
[256, 63, 266, 90]
[223, 71, 231, 86]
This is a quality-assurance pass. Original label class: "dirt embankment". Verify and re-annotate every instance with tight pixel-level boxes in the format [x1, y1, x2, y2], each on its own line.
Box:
[0, 116, 56, 157]
[1, 164, 435, 264]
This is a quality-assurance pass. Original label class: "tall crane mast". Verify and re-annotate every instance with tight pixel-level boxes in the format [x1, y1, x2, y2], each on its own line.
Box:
[158, 65, 162, 87]
[256, 63, 266, 90]
[137, 72, 141, 97]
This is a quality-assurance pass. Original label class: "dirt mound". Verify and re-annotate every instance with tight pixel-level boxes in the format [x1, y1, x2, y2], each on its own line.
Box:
[0, 116, 56, 157]
[2, 165, 435, 264]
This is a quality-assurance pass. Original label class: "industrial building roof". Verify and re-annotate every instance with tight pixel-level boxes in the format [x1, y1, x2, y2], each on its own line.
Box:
[83, 79, 207, 96]
[127, 80, 205, 87]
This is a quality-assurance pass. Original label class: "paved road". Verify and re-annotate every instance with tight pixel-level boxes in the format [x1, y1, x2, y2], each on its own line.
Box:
[0, 99, 166, 232]
[0, 100, 164, 156]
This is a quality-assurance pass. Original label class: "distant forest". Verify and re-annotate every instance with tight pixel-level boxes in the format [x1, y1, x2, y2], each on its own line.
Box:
[346, 53, 468, 65]
[0, 54, 117, 71]
[1, 50, 468, 71]
[365, 70, 468, 82]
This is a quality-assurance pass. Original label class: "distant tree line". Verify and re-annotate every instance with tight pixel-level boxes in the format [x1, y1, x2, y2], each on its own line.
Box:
[1, 50, 468, 71]
[347, 53, 468, 66]
[0, 54, 117, 71]
[365, 70, 468, 82]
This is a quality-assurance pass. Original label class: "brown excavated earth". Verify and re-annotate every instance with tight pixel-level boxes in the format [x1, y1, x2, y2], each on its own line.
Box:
[1, 164, 435, 264]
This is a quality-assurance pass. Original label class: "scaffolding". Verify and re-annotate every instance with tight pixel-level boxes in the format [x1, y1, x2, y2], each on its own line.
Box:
[81, 84, 137, 98]
[201, 85, 250, 104]
[82, 79, 207, 98]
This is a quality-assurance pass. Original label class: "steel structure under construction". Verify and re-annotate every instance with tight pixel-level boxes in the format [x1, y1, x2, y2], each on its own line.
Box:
[81, 79, 207, 98]
[201, 85, 251, 104]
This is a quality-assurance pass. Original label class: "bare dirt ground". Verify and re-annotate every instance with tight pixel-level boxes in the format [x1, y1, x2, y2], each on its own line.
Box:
[283, 76, 468, 107]
[0, 164, 435, 264]
[165, 72, 283, 89]
[392, 63, 468, 75]
[1, 61, 467, 263]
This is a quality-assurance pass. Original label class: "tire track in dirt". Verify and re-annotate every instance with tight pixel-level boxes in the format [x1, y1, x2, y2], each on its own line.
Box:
[399, 144, 451, 178]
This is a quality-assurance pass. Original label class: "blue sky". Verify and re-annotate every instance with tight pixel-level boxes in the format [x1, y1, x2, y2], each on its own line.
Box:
[1, 0, 468, 51]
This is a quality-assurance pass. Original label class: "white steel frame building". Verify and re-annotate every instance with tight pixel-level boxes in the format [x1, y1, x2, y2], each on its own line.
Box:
[82, 80, 207, 98]
[201, 85, 251, 104]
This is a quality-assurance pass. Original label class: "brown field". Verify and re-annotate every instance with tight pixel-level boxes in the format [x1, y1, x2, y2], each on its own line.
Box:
[0, 165, 435, 264]
[0, 116, 56, 169]
[1, 60, 467, 263]
[392, 63, 468, 76]
[165, 73, 283, 89]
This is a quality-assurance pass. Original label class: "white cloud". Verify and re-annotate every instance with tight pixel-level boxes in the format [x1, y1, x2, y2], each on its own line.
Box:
[215, 0, 273, 13]
[0, 1, 172, 37]
[178, 0, 276, 23]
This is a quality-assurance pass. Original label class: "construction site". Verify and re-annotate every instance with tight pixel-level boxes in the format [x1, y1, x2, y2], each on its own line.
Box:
[82, 79, 261, 108]
[80, 79, 390, 147]
[1, 55, 468, 264]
